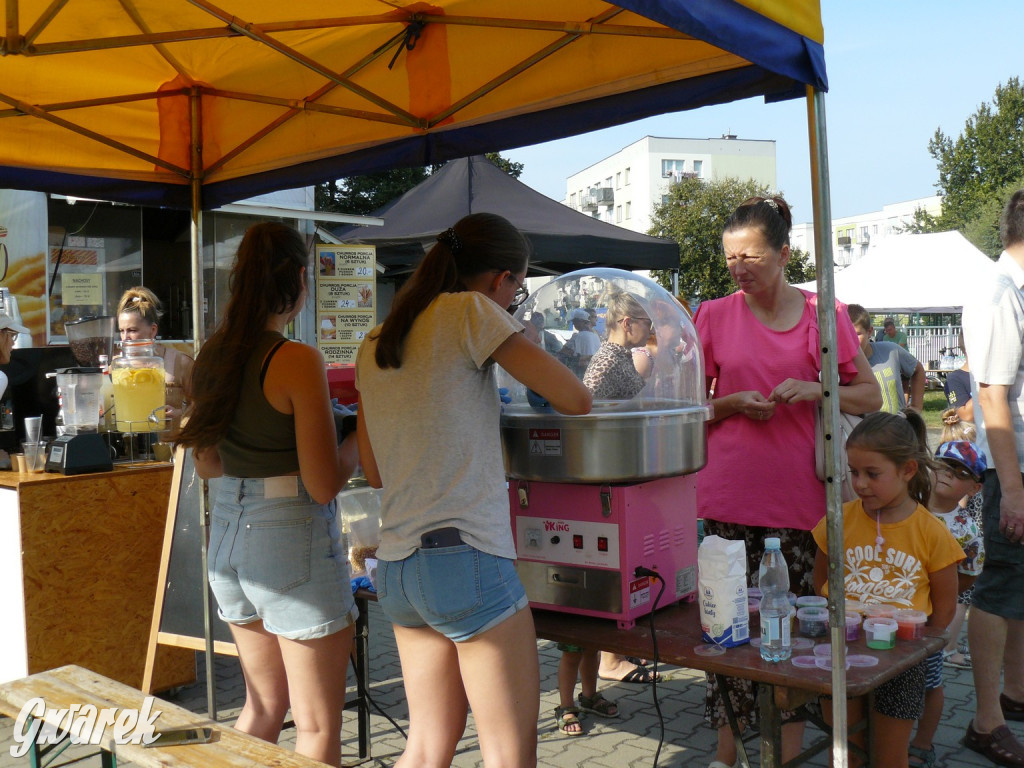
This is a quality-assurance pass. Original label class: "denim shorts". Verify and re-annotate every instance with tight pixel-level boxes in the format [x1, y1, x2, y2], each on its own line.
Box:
[973, 470, 1024, 620]
[208, 476, 358, 640]
[376, 544, 528, 643]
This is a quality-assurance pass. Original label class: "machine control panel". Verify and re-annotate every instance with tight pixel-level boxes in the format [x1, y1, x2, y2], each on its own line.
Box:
[515, 516, 620, 569]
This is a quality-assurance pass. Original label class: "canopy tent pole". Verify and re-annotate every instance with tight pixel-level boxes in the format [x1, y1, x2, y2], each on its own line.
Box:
[807, 85, 849, 767]
[187, 86, 218, 721]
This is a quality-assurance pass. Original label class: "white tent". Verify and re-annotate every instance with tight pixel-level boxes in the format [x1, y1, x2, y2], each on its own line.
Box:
[796, 231, 994, 312]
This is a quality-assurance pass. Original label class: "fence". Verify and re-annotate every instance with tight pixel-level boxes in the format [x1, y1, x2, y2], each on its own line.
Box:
[905, 325, 964, 370]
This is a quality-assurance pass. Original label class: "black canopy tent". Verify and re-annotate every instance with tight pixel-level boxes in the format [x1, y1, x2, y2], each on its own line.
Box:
[332, 155, 680, 277]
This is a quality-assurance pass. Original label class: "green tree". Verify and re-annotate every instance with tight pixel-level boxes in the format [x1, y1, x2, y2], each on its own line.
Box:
[316, 152, 523, 215]
[893, 206, 942, 235]
[929, 77, 1024, 232]
[648, 176, 813, 301]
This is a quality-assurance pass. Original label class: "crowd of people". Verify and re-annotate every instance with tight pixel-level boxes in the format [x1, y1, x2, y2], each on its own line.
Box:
[171, 190, 1024, 768]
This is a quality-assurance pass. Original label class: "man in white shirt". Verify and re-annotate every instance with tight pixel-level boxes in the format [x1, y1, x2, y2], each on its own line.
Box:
[961, 189, 1024, 766]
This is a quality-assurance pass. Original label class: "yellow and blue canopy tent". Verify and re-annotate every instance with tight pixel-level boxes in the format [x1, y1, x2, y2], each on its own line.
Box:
[0, 3, 852, 764]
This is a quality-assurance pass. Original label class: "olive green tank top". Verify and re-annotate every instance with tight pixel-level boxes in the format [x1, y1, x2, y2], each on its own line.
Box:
[218, 331, 299, 477]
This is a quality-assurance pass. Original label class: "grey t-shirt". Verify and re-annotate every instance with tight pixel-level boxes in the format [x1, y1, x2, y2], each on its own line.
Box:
[867, 340, 919, 413]
[356, 292, 522, 561]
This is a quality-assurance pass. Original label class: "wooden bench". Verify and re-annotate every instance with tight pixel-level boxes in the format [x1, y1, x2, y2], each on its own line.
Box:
[0, 665, 335, 768]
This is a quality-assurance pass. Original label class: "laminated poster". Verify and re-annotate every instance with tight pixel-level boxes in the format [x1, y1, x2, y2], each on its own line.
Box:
[316, 244, 376, 365]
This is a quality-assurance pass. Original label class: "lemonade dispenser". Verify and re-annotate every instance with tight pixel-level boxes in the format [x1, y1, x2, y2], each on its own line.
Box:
[110, 339, 166, 433]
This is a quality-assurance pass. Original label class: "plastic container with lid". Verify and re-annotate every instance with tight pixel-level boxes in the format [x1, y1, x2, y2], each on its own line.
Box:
[796, 606, 829, 637]
[864, 617, 898, 649]
[496, 268, 710, 484]
[796, 595, 828, 609]
[845, 611, 863, 641]
[863, 603, 897, 619]
[893, 609, 928, 641]
[110, 339, 166, 433]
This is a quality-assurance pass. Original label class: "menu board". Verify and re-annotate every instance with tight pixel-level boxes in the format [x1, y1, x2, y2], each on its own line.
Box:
[315, 244, 376, 364]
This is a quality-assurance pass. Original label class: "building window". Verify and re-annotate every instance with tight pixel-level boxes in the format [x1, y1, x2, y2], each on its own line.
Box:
[615, 172, 621, 189]
[662, 159, 686, 178]
[661, 194, 671, 206]
[693, 160, 703, 177]
[873, 224, 879, 234]
[616, 205, 623, 223]
[861, 226, 869, 239]
[624, 167, 630, 185]
[569, 192, 576, 208]
[625, 202, 631, 219]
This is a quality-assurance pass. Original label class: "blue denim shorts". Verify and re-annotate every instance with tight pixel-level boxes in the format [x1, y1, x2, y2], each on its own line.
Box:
[208, 476, 358, 640]
[376, 544, 528, 643]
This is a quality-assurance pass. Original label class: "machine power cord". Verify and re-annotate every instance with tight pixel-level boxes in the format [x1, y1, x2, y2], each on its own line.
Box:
[634, 566, 667, 768]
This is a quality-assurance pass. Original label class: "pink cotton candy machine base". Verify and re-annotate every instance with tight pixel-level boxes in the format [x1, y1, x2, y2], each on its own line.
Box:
[509, 475, 698, 629]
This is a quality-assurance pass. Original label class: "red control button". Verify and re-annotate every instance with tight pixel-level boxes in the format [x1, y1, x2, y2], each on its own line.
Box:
[572, 534, 583, 549]
[597, 536, 608, 552]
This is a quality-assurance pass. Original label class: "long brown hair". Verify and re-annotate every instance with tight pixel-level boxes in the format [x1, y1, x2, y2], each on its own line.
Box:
[175, 223, 307, 450]
[372, 212, 530, 369]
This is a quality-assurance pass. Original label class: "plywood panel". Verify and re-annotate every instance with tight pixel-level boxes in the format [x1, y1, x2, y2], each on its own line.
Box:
[15, 465, 195, 690]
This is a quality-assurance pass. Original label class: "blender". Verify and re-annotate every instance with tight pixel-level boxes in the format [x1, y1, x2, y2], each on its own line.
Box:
[45, 316, 117, 474]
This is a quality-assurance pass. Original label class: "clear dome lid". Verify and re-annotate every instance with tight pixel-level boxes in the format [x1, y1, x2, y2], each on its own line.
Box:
[498, 268, 707, 414]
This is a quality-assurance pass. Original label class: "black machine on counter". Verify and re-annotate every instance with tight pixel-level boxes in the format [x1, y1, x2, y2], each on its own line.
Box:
[43, 317, 118, 474]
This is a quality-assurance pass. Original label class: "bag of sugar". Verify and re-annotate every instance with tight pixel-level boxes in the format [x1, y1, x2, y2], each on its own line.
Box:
[698, 535, 750, 647]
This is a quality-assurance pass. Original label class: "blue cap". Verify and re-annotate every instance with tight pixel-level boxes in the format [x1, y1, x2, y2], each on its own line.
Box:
[936, 440, 987, 480]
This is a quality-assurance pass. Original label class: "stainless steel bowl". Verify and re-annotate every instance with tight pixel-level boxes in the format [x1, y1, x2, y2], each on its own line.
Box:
[500, 401, 710, 483]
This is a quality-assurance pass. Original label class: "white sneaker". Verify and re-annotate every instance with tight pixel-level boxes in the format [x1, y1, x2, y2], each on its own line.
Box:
[708, 761, 738, 768]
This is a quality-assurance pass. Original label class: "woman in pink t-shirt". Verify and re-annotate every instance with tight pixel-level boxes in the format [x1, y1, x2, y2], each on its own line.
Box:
[694, 196, 881, 768]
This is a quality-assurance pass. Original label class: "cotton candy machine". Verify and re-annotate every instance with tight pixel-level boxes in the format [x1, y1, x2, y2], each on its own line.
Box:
[498, 269, 710, 628]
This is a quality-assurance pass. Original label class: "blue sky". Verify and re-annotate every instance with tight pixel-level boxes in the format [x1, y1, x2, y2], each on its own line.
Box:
[504, 2, 1023, 224]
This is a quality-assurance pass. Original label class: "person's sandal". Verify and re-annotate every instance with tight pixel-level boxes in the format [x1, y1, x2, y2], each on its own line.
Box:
[554, 706, 584, 736]
[1002, 693, 1024, 722]
[964, 721, 1024, 766]
[908, 744, 935, 768]
[578, 691, 618, 718]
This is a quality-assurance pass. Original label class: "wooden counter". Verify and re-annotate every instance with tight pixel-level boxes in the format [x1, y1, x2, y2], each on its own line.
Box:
[0, 463, 196, 691]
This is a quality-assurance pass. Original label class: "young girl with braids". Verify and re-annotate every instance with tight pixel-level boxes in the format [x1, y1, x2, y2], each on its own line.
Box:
[812, 412, 964, 768]
[355, 213, 591, 768]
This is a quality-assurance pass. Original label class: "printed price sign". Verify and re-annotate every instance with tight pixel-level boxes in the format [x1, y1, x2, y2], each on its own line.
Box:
[316, 244, 376, 364]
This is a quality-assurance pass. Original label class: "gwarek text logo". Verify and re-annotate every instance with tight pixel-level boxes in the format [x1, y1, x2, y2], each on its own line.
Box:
[10, 697, 162, 757]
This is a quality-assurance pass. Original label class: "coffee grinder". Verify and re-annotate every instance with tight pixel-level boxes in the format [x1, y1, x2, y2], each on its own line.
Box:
[45, 316, 117, 474]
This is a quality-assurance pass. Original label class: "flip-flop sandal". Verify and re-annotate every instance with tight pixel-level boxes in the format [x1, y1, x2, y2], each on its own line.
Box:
[600, 664, 661, 684]
[1003, 693, 1024, 722]
[942, 650, 972, 670]
[908, 744, 935, 768]
[625, 656, 650, 666]
[964, 721, 1024, 766]
[554, 706, 585, 736]
[578, 692, 618, 718]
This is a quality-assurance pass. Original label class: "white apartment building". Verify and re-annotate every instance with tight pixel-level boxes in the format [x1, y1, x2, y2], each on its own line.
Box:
[563, 135, 777, 235]
[790, 195, 942, 267]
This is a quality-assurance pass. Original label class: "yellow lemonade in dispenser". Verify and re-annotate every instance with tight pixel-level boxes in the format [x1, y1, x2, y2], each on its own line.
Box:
[112, 366, 166, 432]
[111, 339, 167, 432]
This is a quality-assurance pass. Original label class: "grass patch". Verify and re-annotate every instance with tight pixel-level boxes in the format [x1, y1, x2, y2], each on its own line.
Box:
[922, 390, 948, 432]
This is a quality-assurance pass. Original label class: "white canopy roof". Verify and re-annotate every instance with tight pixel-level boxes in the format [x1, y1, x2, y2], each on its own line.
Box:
[797, 231, 994, 313]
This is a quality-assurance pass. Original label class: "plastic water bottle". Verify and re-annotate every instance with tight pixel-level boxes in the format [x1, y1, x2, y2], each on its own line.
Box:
[758, 537, 793, 662]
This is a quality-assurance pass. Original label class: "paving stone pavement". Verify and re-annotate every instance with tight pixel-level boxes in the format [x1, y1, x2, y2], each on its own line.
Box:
[0, 600, 1010, 767]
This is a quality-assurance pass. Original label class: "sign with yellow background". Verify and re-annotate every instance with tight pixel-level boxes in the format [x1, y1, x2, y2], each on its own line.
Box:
[315, 245, 376, 365]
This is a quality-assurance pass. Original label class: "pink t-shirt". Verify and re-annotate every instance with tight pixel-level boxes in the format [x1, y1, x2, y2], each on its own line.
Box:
[694, 290, 861, 531]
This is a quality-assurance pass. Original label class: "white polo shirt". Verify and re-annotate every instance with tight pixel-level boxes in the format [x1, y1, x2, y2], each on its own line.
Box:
[962, 251, 1024, 471]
